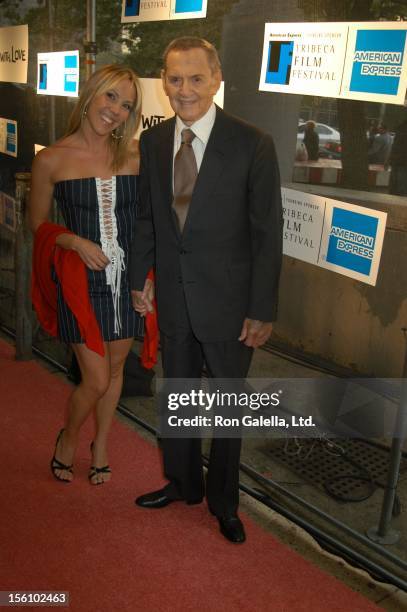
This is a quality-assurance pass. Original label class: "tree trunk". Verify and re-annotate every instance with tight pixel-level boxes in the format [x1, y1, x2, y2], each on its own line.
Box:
[337, 98, 369, 189]
[330, 0, 374, 190]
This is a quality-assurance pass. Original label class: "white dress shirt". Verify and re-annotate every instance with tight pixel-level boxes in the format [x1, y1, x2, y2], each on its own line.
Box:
[173, 103, 216, 177]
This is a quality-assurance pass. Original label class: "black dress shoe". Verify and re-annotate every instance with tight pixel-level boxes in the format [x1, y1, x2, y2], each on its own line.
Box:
[135, 488, 202, 509]
[217, 515, 246, 543]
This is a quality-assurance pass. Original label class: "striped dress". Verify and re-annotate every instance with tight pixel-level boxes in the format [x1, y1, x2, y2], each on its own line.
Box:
[53, 175, 143, 343]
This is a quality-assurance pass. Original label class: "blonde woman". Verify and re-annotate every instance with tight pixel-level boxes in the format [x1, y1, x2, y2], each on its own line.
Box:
[30, 65, 147, 485]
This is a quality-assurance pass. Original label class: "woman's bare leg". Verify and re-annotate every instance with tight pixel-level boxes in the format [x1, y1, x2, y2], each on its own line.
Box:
[52, 342, 110, 481]
[90, 337, 134, 484]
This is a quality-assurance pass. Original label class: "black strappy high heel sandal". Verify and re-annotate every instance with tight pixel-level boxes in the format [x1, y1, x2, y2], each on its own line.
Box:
[50, 429, 73, 482]
[89, 441, 111, 485]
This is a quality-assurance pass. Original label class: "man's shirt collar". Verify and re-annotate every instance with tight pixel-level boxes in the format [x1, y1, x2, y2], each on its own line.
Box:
[175, 103, 216, 145]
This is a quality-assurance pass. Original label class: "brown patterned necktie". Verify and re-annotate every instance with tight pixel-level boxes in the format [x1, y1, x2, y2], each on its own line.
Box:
[172, 128, 198, 232]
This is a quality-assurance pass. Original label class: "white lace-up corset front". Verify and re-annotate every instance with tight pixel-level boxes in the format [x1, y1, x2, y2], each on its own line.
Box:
[95, 176, 125, 334]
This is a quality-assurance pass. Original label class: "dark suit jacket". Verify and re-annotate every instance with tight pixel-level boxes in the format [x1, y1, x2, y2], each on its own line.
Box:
[130, 106, 283, 343]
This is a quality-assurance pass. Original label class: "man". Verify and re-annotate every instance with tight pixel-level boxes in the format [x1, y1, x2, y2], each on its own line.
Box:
[130, 37, 282, 543]
[368, 123, 392, 165]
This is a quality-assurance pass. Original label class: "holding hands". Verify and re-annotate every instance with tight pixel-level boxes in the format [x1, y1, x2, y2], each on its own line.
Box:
[131, 277, 155, 317]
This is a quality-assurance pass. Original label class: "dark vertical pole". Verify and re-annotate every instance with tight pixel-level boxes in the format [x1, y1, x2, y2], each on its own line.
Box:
[48, 0, 56, 145]
[367, 329, 407, 545]
[14, 173, 32, 361]
[85, 0, 97, 80]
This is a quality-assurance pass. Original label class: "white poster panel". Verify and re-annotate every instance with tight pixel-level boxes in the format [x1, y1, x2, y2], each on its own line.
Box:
[137, 77, 224, 138]
[0, 25, 28, 84]
[282, 188, 387, 286]
[0, 192, 17, 232]
[282, 188, 325, 265]
[37, 51, 79, 97]
[259, 22, 348, 98]
[0, 118, 17, 158]
[340, 22, 407, 105]
[121, 0, 207, 22]
[259, 21, 407, 105]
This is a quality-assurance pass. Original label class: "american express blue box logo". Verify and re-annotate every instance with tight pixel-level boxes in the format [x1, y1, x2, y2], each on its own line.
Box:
[350, 29, 406, 96]
[174, 0, 203, 12]
[326, 207, 378, 276]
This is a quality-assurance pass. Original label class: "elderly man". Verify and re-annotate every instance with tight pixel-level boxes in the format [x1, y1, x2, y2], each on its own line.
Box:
[131, 37, 282, 543]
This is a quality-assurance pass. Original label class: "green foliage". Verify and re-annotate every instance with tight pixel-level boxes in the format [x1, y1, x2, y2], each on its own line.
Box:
[105, 0, 240, 77]
[370, 0, 407, 19]
[300, 0, 407, 20]
[0, 0, 240, 76]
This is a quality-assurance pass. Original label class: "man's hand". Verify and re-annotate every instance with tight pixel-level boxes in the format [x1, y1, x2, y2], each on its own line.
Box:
[131, 277, 154, 317]
[238, 318, 273, 348]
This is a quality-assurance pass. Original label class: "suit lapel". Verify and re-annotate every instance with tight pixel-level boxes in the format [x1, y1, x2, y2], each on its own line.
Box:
[182, 108, 236, 235]
[157, 117, 175, 207]
[154, 117, 180, 235]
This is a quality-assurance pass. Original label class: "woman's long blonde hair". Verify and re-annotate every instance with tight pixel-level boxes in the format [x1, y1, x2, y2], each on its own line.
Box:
[66, 64, 142, 172]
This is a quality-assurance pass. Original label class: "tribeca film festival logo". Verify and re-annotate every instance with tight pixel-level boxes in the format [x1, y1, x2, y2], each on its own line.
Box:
[326, 207, 378, 276]
[265, 40, 294, 85]
[124, 0, 203, 17]
[350, 29, 406, 95]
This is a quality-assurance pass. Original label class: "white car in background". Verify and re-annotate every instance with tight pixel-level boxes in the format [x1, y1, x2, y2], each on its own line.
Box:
[297, 122, 342, 159]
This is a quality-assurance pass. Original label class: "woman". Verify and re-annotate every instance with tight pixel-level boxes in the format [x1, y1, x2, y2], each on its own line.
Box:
[303, 120, 319, 161]
[30, 64, 146, 485]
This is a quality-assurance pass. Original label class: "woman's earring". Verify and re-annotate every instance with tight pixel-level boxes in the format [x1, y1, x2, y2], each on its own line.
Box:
[82, 106, 88, 122]
[111, 129, 122, 140]
[111, 124, 125, 140]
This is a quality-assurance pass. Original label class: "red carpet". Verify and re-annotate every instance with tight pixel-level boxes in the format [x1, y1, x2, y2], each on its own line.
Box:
[0, 338, 379, 611]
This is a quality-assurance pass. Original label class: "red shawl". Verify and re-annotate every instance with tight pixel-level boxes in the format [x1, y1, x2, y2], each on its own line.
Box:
[31, 222, 105, 356]
[31, 222, 159, 369]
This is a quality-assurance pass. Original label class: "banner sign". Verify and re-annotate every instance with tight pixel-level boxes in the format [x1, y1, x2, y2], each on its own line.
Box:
[0, 118, 17, 157]
[121, 0, 207, 22]
[259, 22, 407, 105]
[282, 187, 387, 285]
[37, 51, 79, 97]
[0, 192, 17, 232]
[0, 25, 28, 84]
[137, 77, 224, 137]
[342, 23, 407, 104]
[260, 22, 348, 98]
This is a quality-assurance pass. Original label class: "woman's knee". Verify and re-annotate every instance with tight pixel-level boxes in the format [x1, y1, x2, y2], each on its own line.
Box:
[109, 359, 126, 382]
[81, 372, 110, 398]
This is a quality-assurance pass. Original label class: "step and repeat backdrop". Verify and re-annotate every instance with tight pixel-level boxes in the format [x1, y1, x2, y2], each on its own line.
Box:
[1, 8, 406, 285]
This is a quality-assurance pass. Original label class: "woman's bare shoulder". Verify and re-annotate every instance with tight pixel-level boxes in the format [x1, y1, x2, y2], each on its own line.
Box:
[31, 145, 59, 176]
[123, 139, 140, 174]
[32, 135, 85, 180]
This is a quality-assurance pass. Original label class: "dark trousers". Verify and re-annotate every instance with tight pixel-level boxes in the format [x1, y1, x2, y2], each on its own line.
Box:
[159, 299, 253, 517]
